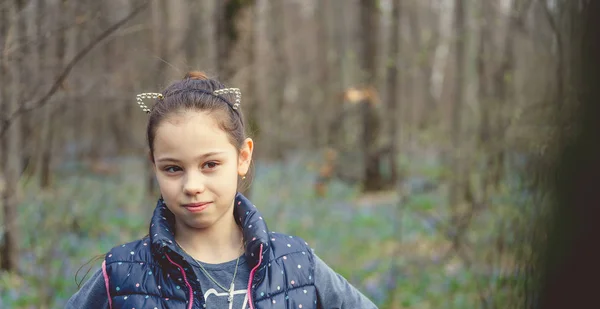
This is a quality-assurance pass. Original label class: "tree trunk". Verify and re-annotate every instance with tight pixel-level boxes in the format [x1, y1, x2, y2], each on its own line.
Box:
[0, 0, 7, 172]
[536, 1, 600, 307]
[386, 0, 401, 186]
[166, 0, 187, 75]
[267, 0, 286, 160]
[0, 0, 7, 272]
[185, 0, 200, 66]
[359, 0, 385, 192]
[24, 0, 43, 178]
[383, 1, 402, 305]
[245, 2, 259, 142]
[215, 0, 250, 83]
[315, 0, 334, 149]
[540, 0, 563, 107]
[405, 0, 420, 137]
[1, 0, 24, 272]
[73, 0, 86, 160]
[104, 0, 131, 154]
[449, 0, 466, 211]
[147, 0, 169, 196]
[215, 0, 231, 81]
[477, 0, 492, 198]
[326, 0, 348, 148]
[38, 0, 64, 189]
[487, 0, 523, 191]
[417, 2, 441, 130]
[239, 3, 257, 199]
[18, 0, 32, 178]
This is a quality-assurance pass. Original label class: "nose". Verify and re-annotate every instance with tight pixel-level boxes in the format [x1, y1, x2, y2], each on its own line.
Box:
[183, 171, 206, 196]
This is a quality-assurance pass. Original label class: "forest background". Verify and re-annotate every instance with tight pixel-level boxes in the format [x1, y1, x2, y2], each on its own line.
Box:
[0, 0, 577, 308]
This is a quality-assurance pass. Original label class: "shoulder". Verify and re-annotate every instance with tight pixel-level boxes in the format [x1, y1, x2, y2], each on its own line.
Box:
[268, 232, 313, 256]
[312, 254, 379, 309]
[267, 232, 316, 271]
[104, 236, 154, 266]
[65, 267, 110, 309]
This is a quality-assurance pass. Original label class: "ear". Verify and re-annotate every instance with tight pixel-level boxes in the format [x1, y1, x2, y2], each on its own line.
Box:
[238, 138, 254, 176]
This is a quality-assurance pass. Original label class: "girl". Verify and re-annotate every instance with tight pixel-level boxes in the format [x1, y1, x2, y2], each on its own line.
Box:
[66, 71, 378, 309]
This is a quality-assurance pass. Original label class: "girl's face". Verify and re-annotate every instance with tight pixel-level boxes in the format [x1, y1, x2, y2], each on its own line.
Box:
[152, 110, 253, 231]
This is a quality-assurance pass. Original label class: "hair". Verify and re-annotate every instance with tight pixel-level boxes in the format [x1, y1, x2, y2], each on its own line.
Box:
[147, 71, 246, 158]
[146, 71, 252, 189]
[75, 253, 105, 289]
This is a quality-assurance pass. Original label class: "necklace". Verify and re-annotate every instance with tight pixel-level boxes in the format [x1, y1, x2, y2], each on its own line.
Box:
[175, 241, 241, 303]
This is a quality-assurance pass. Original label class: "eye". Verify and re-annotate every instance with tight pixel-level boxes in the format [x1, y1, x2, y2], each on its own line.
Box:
[164, 166, 182, 173]
[202, 161, 219, 170]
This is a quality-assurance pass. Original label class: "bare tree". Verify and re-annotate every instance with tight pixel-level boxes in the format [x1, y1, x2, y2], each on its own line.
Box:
[314, 0, 331, 148]
[265, 0, 287, 160]
[1, 0, 25, 272]
[215, 0, 254, 83]
[386, 0, 402, 186]
[449, 0, 466, 212]
[0, 0, 8, 178]
[0, 1, 150, 137]
[146, 0, 169, 196]
[383, 2, 403, 304]
[359, 0, 385, 192]
[18, 0, 33, 178]
[38, 0, 61, 189]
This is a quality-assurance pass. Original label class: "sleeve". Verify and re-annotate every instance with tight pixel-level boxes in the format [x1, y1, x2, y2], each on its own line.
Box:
[64, 267, 110, 309]
[313, 254, 379, 309]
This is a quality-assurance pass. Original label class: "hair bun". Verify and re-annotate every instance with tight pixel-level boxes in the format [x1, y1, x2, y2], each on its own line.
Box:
[184, 71, 209, 80]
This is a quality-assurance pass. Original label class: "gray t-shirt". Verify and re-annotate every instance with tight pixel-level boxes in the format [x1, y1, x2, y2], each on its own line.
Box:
[191, 254, 251, 308]
[65, 254, 377, 309]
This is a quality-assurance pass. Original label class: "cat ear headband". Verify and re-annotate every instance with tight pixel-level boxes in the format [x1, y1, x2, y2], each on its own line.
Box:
[136, 88, 242, 114]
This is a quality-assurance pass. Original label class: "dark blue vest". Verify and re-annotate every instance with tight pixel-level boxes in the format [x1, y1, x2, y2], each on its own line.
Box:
[102, 193, 318, 309]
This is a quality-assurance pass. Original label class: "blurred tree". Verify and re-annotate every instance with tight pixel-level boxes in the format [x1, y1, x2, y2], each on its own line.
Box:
[1, 0, 25, 273]
[382, 0, 402, 304]
[315, 0, 333, 148]
[38, 0, 63, 189]
[0, 0, 7, 170]
[385, 0, 401, 187]
[449, 0, 465, 213]
[537, 1, 600, 308]
[359, 0, 386, 192]
[18, 0, 33, 179]
[146, 0, 169, 196]
[216, 0, 254, 83]
[266, 0, 287, 160]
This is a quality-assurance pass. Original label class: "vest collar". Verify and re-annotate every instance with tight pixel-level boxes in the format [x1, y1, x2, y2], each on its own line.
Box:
[233, 192, 270, 268]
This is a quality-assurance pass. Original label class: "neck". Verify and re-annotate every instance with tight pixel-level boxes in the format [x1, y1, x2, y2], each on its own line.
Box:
[175, 209, 244, 264]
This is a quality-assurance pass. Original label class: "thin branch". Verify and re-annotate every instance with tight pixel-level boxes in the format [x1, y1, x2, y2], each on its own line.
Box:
[0, 0, 150, 138]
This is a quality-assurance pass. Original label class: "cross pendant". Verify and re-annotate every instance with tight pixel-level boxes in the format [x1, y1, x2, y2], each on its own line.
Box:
[228, 283, 235, 303]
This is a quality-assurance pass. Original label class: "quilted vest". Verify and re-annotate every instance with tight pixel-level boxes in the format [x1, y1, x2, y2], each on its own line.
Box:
[102, 193, 318, 309]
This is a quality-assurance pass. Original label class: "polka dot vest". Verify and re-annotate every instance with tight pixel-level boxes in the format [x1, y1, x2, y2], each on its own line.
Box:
[102, 193, 318, 309]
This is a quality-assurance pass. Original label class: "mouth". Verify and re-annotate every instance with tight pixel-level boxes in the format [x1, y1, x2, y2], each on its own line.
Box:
[182, 202, 212, 213]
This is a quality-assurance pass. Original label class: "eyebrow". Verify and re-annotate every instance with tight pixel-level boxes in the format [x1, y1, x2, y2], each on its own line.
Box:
[156, 151, 226, 163]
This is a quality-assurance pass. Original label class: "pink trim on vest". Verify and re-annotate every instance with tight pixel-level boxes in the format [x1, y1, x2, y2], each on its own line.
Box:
[247, 244, 264, 309]
[101, 260, 113, 309]
[165, 253, 194, 309]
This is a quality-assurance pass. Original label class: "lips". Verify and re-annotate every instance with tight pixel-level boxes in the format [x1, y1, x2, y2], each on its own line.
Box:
[182, 202, 211, 213]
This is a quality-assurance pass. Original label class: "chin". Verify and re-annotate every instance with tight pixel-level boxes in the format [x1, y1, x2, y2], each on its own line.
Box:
[184, 218, 213, 230]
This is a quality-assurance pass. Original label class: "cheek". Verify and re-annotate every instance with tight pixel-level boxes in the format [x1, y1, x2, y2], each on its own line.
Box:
[156, 174, 179, 195]
[212, 166, 239, 191]
[155, 173, 169, 186]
